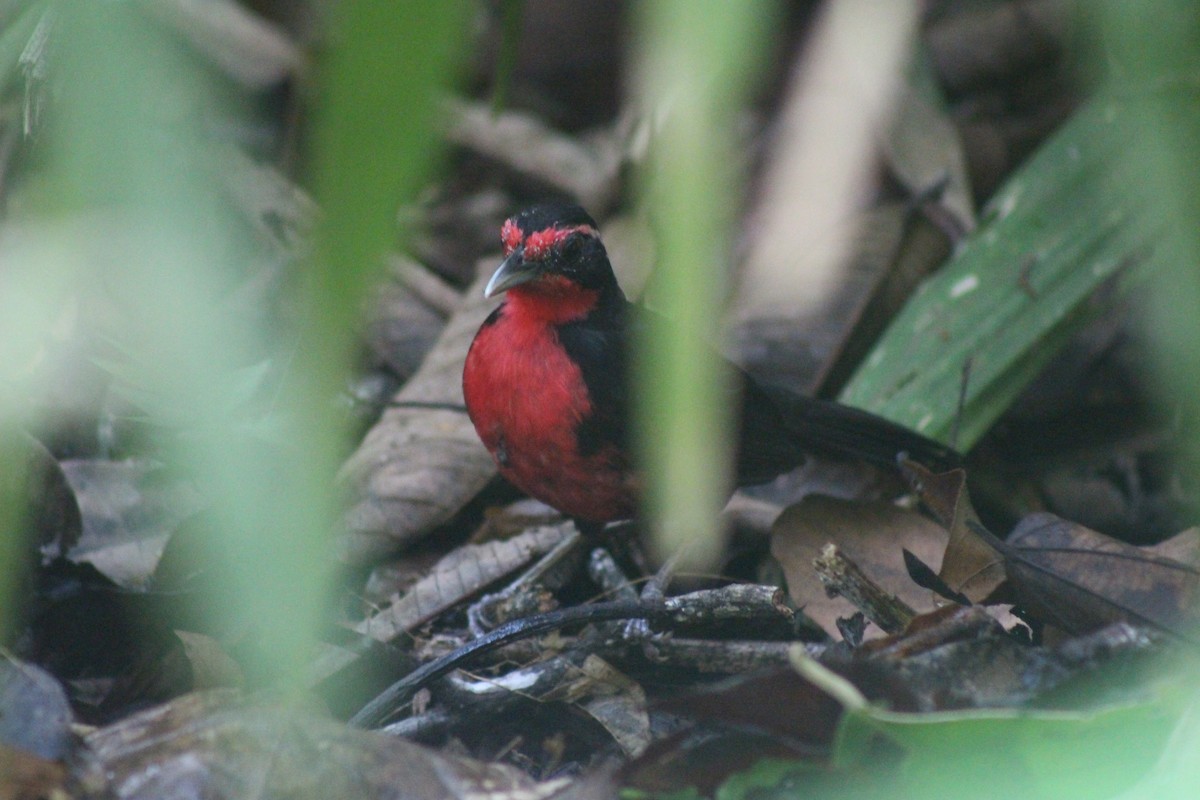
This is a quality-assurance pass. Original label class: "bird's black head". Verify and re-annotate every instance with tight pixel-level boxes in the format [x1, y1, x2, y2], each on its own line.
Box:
[485, 204, 619, 301]
[506, 203, 598, 238]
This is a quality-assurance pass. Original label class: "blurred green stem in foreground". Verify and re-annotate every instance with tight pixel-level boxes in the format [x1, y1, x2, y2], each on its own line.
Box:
[630, 0, 779, 568]
[8, 0, 467, 687]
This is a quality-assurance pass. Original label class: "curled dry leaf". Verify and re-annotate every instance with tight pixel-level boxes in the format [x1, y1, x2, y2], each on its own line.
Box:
[903, 460, 1006, 602]
[770, 495, 948, 639]
[337, 266, 499, 564]
[569, 656, 651, 758]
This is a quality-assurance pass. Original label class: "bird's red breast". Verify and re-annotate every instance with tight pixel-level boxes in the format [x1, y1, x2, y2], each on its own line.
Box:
[463, 292, 637, 523]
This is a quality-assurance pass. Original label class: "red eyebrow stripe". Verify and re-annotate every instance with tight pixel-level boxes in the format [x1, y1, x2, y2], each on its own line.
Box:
[523, 224, 597, 261]
[501, 218, 523, 254]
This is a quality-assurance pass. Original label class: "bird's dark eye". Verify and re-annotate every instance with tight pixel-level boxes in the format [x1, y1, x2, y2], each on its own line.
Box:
[560, 234, 582, 260]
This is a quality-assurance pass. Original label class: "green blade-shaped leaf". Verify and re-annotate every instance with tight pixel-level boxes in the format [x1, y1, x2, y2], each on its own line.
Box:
[840, 90, 1198, 448]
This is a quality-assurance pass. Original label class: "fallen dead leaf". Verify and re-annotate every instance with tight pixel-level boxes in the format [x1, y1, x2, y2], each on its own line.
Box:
[568, 656, 651, 758]
[337, 264, 499, 564]
[353, 523, 574, 643]
[770, 495, 948, 638]
[61, 459, 203, 588]
[903, 461, 1006, 602]
[1000, 513, 1200, 640]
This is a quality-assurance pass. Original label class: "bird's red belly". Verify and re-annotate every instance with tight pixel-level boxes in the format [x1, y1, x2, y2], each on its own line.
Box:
[463, 312, 635, 523]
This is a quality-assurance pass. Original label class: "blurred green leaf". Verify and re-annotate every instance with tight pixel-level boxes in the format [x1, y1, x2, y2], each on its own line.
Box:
[844, 697, 1179, 799]
[308, 0, 470, 326]
[701, 653, 1185, 800]
[0, 0, 471, 687]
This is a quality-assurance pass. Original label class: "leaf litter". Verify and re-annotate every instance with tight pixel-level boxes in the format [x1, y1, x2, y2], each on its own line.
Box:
[3, 2, 1199, 800]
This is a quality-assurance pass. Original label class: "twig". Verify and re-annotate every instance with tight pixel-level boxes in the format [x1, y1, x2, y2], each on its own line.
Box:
[813, 544, 915, 635]
[389, 255, 463, 317]
[350, 600, 672, 728]
[351, 584, 793, 728]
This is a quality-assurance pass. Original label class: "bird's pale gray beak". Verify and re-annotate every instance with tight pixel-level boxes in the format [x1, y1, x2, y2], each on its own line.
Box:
[483, 247, 542, 298]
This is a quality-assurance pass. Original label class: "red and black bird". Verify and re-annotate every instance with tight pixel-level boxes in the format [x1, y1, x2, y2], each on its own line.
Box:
[463, 203, 959, 530]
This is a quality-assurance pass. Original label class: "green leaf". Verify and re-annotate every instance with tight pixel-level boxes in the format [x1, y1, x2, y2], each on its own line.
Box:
[840, 692, 1181, 799]
[839, 89, 1199, 448]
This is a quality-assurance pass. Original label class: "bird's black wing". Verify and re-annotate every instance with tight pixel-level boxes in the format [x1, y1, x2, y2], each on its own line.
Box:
[556, 300, 633, 459]
[559, 301, 959, 483]
[559, 302, 811, 479]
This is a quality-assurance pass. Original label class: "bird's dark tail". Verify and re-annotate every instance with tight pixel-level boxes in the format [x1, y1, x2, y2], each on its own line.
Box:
[759, 385, 963, 474]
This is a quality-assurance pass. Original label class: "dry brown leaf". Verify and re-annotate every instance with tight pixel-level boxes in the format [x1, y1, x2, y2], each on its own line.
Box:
[1146, 526, 1200, 566]
[1001, 513, 1200, 640]
[174, 631, 244, 691]
[353, 523, 573, 644]
[883, 69, 975, 232]
[905, 461, 1006, 602]
[337, 265, 499, 564]
[770, 495, 948, 638]
[571, 656, 650, 758]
